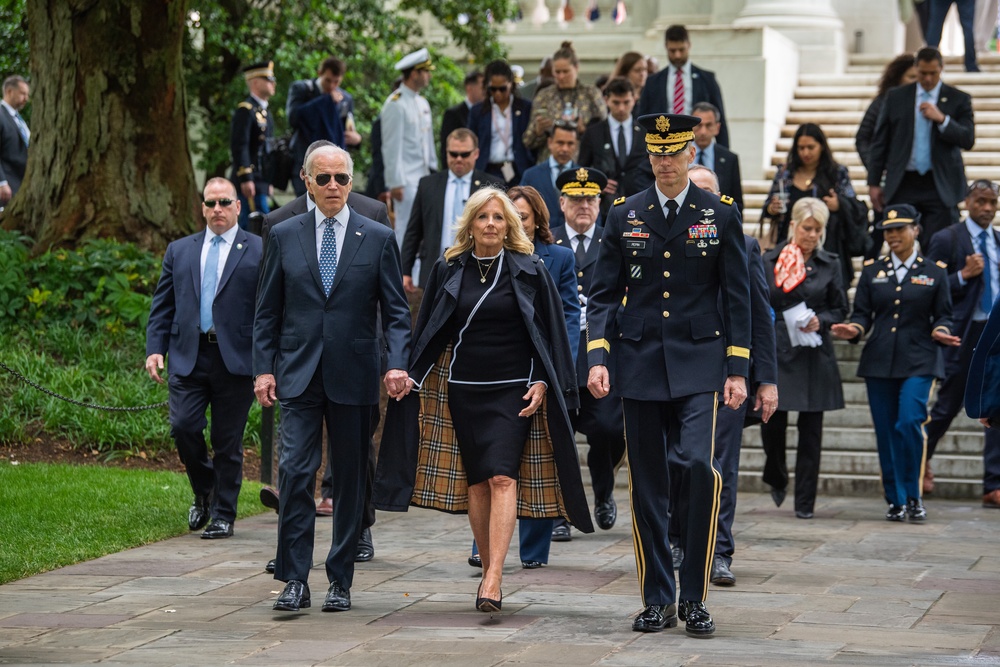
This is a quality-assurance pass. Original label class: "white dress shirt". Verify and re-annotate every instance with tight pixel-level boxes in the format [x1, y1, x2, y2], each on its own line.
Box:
[489, 103, 514, 163]
[314, 204, 350, 270]
[200, 224, 240, 288]
[891, 249, 918, 282]
[655, 179, 692, 213]
[569, 222, 596, 255]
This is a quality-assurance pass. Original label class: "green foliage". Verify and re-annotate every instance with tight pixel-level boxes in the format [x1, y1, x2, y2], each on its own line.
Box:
[0, 461, 266, 583]
[0, 229, 29, 319]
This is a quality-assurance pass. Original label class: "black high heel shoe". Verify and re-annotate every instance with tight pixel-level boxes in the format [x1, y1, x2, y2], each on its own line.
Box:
[477, 588, 502, 613]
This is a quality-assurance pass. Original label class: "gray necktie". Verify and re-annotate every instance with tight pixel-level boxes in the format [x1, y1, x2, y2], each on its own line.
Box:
[320, 218, 338, 295]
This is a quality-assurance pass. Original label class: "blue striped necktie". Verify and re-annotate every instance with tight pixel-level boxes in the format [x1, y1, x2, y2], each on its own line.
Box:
[320, 217, 338, 295]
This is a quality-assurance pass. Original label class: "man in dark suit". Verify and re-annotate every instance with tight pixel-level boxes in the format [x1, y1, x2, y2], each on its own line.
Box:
[231, 61, 276, 229]
[145, 178, 263, 539]
[966, 296, 1000, 428]
[586, 113, 751, 636]
[0, 75, 29, 205]
[401, 128, 502, 292]
[438, 70, 483, 167]
[579, 77, 653, 217]
[637, 25, 729, 147]
[691, 102, 743, 213]
[926, 179, 1000, 507]
[519, 122, 578, 228]
[254, 145, 412, 613]
[867, 47, 975, 247]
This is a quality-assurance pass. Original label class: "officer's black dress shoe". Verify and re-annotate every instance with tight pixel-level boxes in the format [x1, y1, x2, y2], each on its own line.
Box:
[521, 560, 543, 569]
[770, 485, 786, 508]
[710, 556, 735, 586]
[201, 518, 233, 539]
[355, 527, 374, 562]
[551, 522, 572, 542]
[678, 600, 715, 637]
[188, 495, 210, 531]
[273, 580, 310, 611]
[265, 559, 275, 574]
[906, 498, 927, 522]
[631, 604, 677, 632]
[594, 497, 617, 530]
[671, 545, 684, 570]
[885, 504, 906, 521]
[259, 486, 279, 512]
[468, 554, 482, 568]
[795, 510, 814, 519]
[322, 581, 351, 612]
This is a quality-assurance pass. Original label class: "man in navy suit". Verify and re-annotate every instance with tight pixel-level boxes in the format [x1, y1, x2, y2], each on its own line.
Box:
[438, 70, 483, 168]
[691, 102, 743, 213]
[519, 122, 578, 228]
[254, 145, 412, 613]
[867, 47, 975, 246]
[637, 25, 729, 147]
[146, 178, 263, 539]
[0, 75, 30, 204]
[926, 179, 1000, 506]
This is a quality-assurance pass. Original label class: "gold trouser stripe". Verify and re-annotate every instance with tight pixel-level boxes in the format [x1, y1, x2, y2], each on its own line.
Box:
[587, 338, 610, 353]
[622, 401, 646, 607]
[918, 379, 938, 498]
[700, 392, 723, 601]
[726, 346, 750, 359]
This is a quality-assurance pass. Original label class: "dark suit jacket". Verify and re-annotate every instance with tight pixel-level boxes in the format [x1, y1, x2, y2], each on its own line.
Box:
[260, 192, 390, 255]
[469, 98, 535, 181]
[552, 224, 603, 383]
[578, 118, 653, 215]
[744, 236, 777, 389]
[399, 169, 503, 287]
[966, 302, 1000, 420]
[637, 64, 729, 147]
[287, 79, 355, 172]
[867, 82, 975, 207]
[439, 101, 470, 168]
[253, 208, 412, 404]
[519, 161, 575, 229]
[146, 227, 262, 378]
[927, 221, 1000, 343]
[534, 240, 582, 365]
[713, 144, 743, 213]
[0, 109, 27, 195]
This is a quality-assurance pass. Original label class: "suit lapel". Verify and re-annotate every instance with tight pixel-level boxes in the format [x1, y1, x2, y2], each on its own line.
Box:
[328, 211, 365, 298]
[296, 214, 325, 294]
[582, 229, 601, 270]
[188, 231, 206, 295]
[217, 229, 248, 294]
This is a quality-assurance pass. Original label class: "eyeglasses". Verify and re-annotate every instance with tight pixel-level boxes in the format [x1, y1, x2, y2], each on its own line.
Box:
[312, 172, 352, 186]
[203, 199, 234, 208]
[968, 180, 999, 195]
[448, 150, 474, 159]
[488, 85, 509, 93]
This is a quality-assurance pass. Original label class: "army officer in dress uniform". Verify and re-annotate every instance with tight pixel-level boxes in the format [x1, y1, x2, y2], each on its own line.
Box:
[586, 113, 751, 637]
[230, 60, 276, 229]
[832, 205, 959, 522]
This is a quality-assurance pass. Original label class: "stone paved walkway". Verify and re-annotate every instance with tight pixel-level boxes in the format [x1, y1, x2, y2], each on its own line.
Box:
[1, 492, 999, 666]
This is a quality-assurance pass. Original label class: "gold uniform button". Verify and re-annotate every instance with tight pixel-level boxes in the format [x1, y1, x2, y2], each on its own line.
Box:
[891, 327, 897, 332]
[894, 299, 900, 305]
[632, 251, 638, 256]
[715, 330, 720, 336]
[578, 285, 584, 292]
[578, 271, 584, 278]
[663, 311, 670, 318]
[663, 291, 670, 299]
[893, 313, 899, 319]
[702, 251, 707, 256]
[895, 286, 902, 292]
[663, 271, 670, 278]
[663, 251, 671, 259]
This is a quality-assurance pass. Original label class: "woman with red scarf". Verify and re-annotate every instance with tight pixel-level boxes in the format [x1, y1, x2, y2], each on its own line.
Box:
[760, 198, 847, 519]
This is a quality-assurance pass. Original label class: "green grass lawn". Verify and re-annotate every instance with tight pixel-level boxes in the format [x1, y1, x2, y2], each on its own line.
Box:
[0, 461, 266, 584]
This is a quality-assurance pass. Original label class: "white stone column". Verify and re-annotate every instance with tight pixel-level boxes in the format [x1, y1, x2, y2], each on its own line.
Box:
[733, 0, 846, 73]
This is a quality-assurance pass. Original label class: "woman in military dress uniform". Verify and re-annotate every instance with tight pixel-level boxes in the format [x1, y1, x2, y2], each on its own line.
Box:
[832, 205, 960, 521]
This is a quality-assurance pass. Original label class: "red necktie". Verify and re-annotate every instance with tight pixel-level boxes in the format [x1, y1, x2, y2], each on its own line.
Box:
[672, 68, 684, 115]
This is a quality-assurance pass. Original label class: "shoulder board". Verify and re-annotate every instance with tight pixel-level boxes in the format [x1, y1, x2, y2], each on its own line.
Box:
[863, 258, 875, 266]
[613, 196, 626, 206]
[237, 101, 253, 110]
[720, 195, 734, 206]
[936, 260, 948, 269]
[390, 92, 401, 101]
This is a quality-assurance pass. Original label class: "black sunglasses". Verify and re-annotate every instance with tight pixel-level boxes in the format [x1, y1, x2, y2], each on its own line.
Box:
[448, 150, 474, 159]
[488, 85, 509, 93]
[312, 172, 352, 186]
[203, 198, 234, 208]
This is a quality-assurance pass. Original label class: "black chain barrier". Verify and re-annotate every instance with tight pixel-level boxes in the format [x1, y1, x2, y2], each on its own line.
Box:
[0, 360, 168, 412]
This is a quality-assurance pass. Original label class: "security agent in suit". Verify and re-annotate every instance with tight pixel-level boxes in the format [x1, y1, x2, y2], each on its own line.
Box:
[691, 102, 743, 213]
[867, 47, 975, 247]
[637, 25, 729, 147]
[518, 122, 578, 229]
[668, 165, 777, 587]
[587, 113, 751, 636]
[832, 205, 959, 522]
[254, 145, 412, 613]
[578, 78, 653, 217]
[145, 178, 263, 539]
[231, 61, 276, 229]
[925, 180, 1000, 506]
[401, 128, 503, 292]
[438, 70, 483, 168]
[0, 75, 29, 204]
[469, 59, 534, 188]
[966, 297, 1000, 428]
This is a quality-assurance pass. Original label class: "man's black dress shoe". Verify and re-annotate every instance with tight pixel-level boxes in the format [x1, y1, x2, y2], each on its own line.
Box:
[521, 560, 543, 569]
[259, 486, 279, 512]
[885, 504, 906, 522]
[770, 486, 786, 508]
[355, 527, 374, 562]
[631, 604, 677, 632]
[201, 518, 233, 539]
[678, 600, 715, 637]
[322, 581, 351, 612]
[265, 559, 275, 574]
[795, 510, 814, 520]
[188, 495, 210, 531]
[594, 497, 617, 530]
[468, 554, 482, 568]
[671, 545, 684, 570]
[906, 498, 927, 522]
[551, 522, 572, 542]
[710, 556, 735, 586]
[273, 580, 310, 611]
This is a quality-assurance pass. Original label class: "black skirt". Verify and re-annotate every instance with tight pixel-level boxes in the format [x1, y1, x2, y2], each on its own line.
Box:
[448, 382, 531, 485]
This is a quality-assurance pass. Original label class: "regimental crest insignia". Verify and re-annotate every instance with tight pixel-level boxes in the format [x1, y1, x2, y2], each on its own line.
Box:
[576, 167, 589, 182]
[655, 115, 670, 132]
[888, 210, 898, 219]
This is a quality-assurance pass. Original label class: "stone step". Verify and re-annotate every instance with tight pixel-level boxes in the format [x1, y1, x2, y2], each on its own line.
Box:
[737, 446, 984, 480]
[763, 162, 1000, 181]
[741, 424, 986, 456]
[781, 123, 1000, 139]
[735, 470, 979, 499]
[849, 53, 1000, 67]
[770, 151, 1000, 167]
[775, 135, 1000, 151]
[785, 110, 1000, 125]
[794, 84, 1000, 98]
[799, 72, 1000, 87]
[789, 97, 1000, 112]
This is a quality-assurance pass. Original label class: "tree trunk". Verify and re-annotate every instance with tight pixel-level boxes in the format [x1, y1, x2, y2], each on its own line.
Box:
[2, 0, 200, 254]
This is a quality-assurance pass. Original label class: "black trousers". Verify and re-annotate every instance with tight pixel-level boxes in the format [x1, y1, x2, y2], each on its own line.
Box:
[890, 171, 960, 248]
[574, 387, 626, 502]
[760, 410, 824, 513]
[168, 339, 253, 523]
[274, 367, 371, 587]
[624, 394, 721, 606]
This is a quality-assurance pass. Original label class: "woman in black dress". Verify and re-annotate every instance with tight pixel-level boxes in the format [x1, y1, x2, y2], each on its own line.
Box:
[761, 198, 847, 519]
[375, 187, 592, 613]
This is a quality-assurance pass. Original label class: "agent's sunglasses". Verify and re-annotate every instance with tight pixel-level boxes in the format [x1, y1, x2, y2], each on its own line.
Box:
[968, 180, 999, 196]
[488, 85, 509, 93]
[312, 172, 352, 186]
[448, 150, 474, 159]
[203, 198, 234, 208]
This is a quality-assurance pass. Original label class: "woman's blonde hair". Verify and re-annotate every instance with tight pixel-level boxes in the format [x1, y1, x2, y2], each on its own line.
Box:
[788, 197, 830, 244]
[444, 187, 535, 260]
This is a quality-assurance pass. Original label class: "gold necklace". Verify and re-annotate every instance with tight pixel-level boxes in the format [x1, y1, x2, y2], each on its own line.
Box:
[475, 254, 499, 283]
